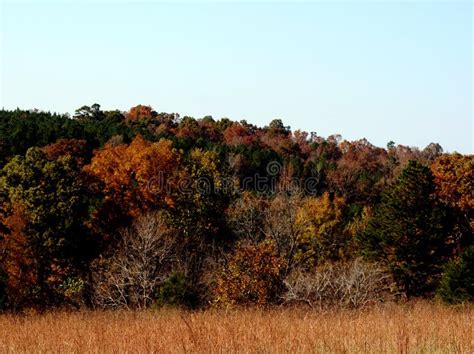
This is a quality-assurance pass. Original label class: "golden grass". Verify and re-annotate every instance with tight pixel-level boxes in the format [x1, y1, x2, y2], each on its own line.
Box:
[0, 302, 472, 353]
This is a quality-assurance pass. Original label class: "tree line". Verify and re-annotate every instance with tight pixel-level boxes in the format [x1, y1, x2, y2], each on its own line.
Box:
[0, 104, 472, 310]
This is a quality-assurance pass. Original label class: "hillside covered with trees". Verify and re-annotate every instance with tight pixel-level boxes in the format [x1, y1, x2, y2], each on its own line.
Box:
[0, 104, 472, 311]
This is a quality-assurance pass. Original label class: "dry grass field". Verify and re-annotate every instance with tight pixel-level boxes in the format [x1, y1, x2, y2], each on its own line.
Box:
[0, 302, 472, 353]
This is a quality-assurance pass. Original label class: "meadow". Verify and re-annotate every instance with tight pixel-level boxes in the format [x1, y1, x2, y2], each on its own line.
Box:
[0, 302, 472, 353]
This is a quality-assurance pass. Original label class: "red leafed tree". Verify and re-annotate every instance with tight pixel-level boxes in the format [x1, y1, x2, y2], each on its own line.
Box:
[223, 122, 257, 146]
[42, 139, 90, 166]
[260, 119, 293, 155]
[327, 139, 389, 204]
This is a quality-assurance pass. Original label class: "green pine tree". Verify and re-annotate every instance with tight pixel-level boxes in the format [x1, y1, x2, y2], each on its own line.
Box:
[437, 245, 474, 303]
[359, 160, 452, 297]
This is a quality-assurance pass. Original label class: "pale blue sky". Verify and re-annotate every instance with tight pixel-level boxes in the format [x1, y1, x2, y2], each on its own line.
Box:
[1, 1, 472, 153]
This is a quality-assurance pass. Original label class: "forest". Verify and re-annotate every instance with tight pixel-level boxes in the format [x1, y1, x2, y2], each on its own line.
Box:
[0, 104, 472, 311]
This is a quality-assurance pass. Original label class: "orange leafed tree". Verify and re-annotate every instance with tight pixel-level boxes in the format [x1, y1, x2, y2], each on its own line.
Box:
[214, 241, 284, 306]
[84, 136, 180, 219]
[0, 204, 37, 309]
[223, 122, 257, 146]
[431, 154, 474, 213]
[126, 105, 157, 121]
[432, 152, 472, 253]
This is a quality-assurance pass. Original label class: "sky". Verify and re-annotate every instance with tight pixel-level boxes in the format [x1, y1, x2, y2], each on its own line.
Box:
[1, 1, 472, 153]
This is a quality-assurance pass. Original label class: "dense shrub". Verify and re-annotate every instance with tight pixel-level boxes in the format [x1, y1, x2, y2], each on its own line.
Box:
[214, 242, 285, 306]
[437, 246, 474, 304]
[156, 272, 197, 308]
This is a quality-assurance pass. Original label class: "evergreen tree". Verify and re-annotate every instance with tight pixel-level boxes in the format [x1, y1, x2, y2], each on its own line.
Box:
[360, 161, 452, 297]
[437, 245, 474, 303]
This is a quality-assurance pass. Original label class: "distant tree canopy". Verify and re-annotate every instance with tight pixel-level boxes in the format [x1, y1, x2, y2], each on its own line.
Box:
[0, 105, 472, 310]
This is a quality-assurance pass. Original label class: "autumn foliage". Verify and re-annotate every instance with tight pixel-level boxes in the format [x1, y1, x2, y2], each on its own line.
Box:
[214, 242, 285, 306]
[0, 105, 472, 311]
[85, 136, 179, 218]
[431, 154, 473, 215]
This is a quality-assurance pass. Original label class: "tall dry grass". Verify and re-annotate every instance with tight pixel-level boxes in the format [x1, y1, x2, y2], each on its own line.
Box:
[0, 302, 472, 353]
